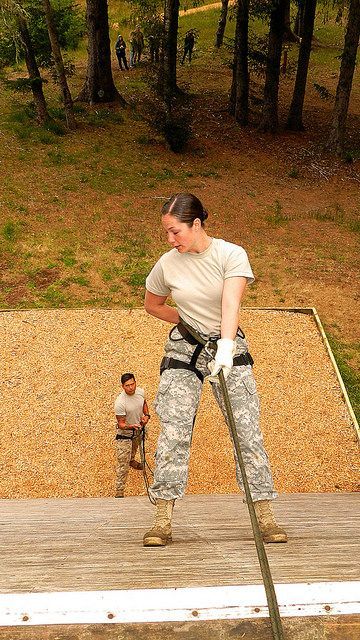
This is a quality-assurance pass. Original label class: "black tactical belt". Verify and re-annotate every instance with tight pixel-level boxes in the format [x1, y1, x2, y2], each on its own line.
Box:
[116, 429, 137, 441]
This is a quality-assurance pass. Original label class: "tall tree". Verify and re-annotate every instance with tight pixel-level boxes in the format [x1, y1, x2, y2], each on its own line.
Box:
[294, 0, 305, 37]
[283, 0, 300, 42]
[215, 0, 229, 48]
[287, 0, 317, 130]
[230, 0, 249, 125]
[17, 13, 51, 124]
[328, 0, 360, 154]
[259, 0, 286, 132]
[77, 0, 125, 105]
[42, 0, 76, 129]
[163, 0, 180, 100]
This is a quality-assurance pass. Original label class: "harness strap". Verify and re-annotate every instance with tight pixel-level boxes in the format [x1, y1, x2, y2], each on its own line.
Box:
[234, 352, 254, 367]
[160, 356, 204, 382]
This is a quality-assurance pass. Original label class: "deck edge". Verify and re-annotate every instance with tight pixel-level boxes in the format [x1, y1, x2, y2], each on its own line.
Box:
[1, 581, 359, 627]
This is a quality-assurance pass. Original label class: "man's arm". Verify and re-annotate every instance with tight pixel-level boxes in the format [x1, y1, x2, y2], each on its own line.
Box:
[116, 415, 141, 430]
[140, 399, 150, 427]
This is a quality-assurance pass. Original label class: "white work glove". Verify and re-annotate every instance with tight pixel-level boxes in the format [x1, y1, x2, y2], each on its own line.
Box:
[207, 338, 236, 382]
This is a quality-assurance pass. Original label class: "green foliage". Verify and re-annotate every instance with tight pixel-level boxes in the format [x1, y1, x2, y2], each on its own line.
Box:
[265, 200, 290, 227]
[0, 0, 85, 68]
[313, 82, 333, 101]
[310, 204, 344, 224]
[288, 167, 299, 178]
[41, 284, 68, 306]
[149, 96, 192, 153]
[59, 248, 77, 267]
[2, 220, 17, 241]
[0, 13, 19, 68]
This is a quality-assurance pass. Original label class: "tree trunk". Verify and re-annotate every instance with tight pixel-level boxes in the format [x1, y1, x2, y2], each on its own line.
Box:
[328, 0, 360, 154]
[287, 0, 317, 131]
[77, 0, 125, 105]
[259, 0, 286, 132]
[294, 1, 305, 38]
[215, 0, 229, 48]
[163, 0, 180, 101]
[17, 15, 51, 124]
[42, 0, 76, 129]
[233, 0, 249, 125]
[284, 0, 300, 42]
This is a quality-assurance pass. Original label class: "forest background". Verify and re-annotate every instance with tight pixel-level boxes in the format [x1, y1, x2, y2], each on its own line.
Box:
[0, 0, 359, 419]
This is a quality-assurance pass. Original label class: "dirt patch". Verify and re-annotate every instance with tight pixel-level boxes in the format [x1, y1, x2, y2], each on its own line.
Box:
[1, 308, 358, 499]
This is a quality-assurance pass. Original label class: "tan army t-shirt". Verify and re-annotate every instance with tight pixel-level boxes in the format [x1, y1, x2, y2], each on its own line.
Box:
[114, 387, 145, 426]
[145, 238, 254, 335]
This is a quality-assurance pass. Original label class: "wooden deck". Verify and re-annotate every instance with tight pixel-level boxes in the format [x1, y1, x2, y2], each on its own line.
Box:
[1, 493, 359, 638]
[1, 493, 359, 593]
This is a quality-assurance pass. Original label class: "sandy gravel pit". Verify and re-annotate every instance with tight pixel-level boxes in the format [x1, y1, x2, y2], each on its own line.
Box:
[1, 308, 358, 498]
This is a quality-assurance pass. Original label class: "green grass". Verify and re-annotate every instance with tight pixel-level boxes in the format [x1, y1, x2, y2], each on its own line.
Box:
[2, 220, 17, 241]
[328, 335, 360, 423]
[265, 200, 290, 227]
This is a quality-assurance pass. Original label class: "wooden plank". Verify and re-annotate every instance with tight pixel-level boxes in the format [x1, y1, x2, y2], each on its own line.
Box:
[1, 616, 360, 639]
[0, 493, 359, 594]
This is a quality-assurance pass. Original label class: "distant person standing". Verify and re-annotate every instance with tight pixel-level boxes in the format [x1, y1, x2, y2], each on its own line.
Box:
[115, 35, 128, 71]
[129, 29, 137, 67]
[148, 34, 160, 64]
[129, 25, 144, 67]
[114, 373, 150, 498]
[135, 25, 145, 63]
[181, 30, 195, 65]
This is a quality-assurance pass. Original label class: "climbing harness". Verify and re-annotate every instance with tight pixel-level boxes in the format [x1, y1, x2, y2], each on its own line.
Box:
[178, 319, 285, 640]
[160, 322, 253, 382]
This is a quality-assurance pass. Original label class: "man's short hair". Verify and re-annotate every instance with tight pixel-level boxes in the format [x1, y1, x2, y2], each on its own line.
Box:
[121, 372, 135, 385]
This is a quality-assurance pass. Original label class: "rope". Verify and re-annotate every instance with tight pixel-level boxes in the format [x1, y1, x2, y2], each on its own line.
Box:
[138, 427, 156, 505]
[180, 320, 285, 640]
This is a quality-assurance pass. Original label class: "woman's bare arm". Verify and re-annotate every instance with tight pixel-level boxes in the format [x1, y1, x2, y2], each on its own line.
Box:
[144, 290, 180, 324]
[221, 277, 247, 339]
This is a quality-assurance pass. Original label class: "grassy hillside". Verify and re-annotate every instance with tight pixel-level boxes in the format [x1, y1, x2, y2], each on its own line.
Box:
[0, 2, 359, 418]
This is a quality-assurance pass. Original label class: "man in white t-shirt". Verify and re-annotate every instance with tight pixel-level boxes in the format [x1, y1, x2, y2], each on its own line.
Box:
[114, 373, 150, 498]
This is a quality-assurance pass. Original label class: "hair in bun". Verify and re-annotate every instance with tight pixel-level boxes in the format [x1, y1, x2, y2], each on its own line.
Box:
[162, 192, 209, 227]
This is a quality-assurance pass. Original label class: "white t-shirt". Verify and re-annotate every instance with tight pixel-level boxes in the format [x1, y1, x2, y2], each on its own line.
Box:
[114, 387, 145, 426]
[145, 238, 254, 335]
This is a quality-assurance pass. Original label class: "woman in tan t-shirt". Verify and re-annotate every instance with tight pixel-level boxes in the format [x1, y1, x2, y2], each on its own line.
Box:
[142, 192, 287, 548]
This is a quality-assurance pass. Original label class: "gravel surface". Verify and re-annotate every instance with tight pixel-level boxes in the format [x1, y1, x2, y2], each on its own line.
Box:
[1, 308, 358, 498]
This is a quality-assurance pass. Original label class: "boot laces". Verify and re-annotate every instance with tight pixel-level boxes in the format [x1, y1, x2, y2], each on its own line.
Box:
[154, 499, 174, 528]
[255, 500, 276, 526]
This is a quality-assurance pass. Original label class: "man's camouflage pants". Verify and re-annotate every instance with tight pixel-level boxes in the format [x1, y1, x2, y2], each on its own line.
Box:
[115, 433, 142, 494]
[150, 327, 278, 503]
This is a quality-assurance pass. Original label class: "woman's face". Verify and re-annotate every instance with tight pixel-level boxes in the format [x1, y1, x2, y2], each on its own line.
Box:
[162, 213, 200, 253]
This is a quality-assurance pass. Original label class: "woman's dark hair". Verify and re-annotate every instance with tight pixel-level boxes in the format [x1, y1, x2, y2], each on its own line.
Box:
[121, 373, 135, 385]
[162, 193, 208, 227]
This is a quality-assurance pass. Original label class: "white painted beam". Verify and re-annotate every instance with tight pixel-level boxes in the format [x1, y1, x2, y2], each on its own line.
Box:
[1, 581, 359, 627]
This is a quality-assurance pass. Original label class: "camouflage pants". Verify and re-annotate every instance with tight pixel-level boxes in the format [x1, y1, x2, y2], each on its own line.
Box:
[115, 434, 142, 494]
[150, 327, 277, 503]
